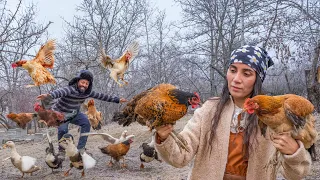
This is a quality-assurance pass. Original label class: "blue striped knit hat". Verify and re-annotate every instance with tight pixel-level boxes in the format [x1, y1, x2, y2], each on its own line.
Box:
[229, 45, 274, 82]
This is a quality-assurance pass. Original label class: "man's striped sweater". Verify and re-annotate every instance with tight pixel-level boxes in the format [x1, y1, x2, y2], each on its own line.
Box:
[49, 86, 120, 113]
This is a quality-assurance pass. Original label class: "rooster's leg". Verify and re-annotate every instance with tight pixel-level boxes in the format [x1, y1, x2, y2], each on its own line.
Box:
[119, 74, 128, 85]
[81, 170, 85, 177]
[108, 158, 114, 167]
[64, 168, 72, 177]
[140, 163, 144, 169]
[38, 120, 48, 127]
[21, 173, 25, 178]
[169, 130, 190, 152]
[110, 71, 122, 87]
[121, 157, 127, 168]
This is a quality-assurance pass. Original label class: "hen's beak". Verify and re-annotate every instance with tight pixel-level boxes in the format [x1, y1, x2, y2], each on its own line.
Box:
[2, 144, 7, 149]
[58, 137, 66, 143]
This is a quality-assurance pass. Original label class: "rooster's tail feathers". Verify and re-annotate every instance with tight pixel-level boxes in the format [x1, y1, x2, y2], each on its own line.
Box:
[112, 112, 134, 126]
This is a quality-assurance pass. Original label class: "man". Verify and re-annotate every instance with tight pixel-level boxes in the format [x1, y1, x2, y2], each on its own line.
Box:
[37, 70, 127, 153]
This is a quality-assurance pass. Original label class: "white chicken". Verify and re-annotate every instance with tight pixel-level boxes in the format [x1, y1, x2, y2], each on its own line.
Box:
[100, 41, 139, 87]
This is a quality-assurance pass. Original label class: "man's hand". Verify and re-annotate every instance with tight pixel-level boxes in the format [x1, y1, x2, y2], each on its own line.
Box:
[155, 124, 173, 144]
[119, 98, 128, 103]
[37, 94, 49, 101]
[271, 132, 299, 155]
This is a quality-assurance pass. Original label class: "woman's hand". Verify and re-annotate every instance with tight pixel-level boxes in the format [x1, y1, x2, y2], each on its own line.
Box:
[271, 132, 299, 155]
[155, 124, 174, 143]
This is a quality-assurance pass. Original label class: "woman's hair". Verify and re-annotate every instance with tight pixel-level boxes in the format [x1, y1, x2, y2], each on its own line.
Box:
[209, 74, 263, 158]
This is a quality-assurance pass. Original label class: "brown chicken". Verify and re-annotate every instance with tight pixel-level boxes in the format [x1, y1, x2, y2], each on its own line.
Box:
[83, 99, 102, 130]
[99, 138, 134, 168]
[113, 83, 201, 152]
[34, 102, 65, 127]
[6, 113, 37, 129]
[243, 94, 318, 176]
[11, 39, 56, 87]
[100, 41, 139, 87]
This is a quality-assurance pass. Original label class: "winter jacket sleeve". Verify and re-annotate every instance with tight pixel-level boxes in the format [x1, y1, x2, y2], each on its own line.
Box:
[49, 86, 75, 99]
[154, 107, 203, 168]
[89, 90, 120, 103]
[280, 140, 312, 180]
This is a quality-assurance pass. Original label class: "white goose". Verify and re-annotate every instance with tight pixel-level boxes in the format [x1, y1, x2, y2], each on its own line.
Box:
[2, 141, 41, 178]
[81, 129, 135, 144]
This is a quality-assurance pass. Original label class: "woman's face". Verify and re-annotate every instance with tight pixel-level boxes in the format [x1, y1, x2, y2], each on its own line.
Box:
[227, 63, 256, 101]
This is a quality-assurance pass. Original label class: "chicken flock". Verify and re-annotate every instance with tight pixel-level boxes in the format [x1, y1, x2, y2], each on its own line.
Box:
[1, 39, 318, 178]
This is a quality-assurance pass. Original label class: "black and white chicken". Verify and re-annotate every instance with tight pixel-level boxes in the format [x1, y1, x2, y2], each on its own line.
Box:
[45, 130, 64, 173]
[140, 137, 161, 169]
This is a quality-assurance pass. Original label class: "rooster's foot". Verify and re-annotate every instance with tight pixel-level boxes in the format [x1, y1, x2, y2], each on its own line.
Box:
[108, 161, 113, 167]
[140, 163, 144, 169]
[121, 163, 127, 168]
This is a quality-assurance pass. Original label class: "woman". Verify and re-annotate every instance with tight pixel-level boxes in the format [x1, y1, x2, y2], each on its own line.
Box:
[155, 45, 311, 180]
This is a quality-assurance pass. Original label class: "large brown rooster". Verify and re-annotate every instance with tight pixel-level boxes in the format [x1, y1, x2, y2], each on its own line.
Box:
[6, 113, 37, 129]
[242, 94, 318, 176]
[83, 99, 102, 130]
[11, 39, 56, 87]
[100, 41, 139, 87]
[113, 83, 201, 152]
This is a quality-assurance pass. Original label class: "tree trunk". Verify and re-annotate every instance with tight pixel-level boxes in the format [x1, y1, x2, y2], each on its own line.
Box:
[305, 42, 320, 112]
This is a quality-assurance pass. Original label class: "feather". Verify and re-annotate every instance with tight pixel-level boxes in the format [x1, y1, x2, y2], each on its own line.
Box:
[81, 132, 118, 143]
[81, 152, 96, 169]
[122, 41, 139, 62]
[21, 156, 36, 172]
[32, 39, 55, 68]
[81, 131, 135, 144]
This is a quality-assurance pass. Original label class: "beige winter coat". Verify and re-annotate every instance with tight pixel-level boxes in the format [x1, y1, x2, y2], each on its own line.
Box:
[155, 97, 312, 180]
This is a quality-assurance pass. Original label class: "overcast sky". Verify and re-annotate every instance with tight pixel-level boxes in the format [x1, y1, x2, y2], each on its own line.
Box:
[8, 0, 181, 40]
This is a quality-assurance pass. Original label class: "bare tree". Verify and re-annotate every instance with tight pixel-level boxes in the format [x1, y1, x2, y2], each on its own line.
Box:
[0, 0, 51, 128]
[58, 0, 147, 123]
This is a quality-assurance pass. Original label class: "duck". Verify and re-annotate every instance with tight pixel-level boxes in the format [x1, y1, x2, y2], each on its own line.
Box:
[58, 133, 96, 177]
[140, 137, 162, 169]
[81, 129, 135, 144]
[45, 130, 64, 173]
[2, 141, 41, 178]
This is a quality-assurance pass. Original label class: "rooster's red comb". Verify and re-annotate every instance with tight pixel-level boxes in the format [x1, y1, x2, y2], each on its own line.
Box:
[193, 92, 200, 100]
[34, 102, 42, 112]
[11, 63, 18, 68]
